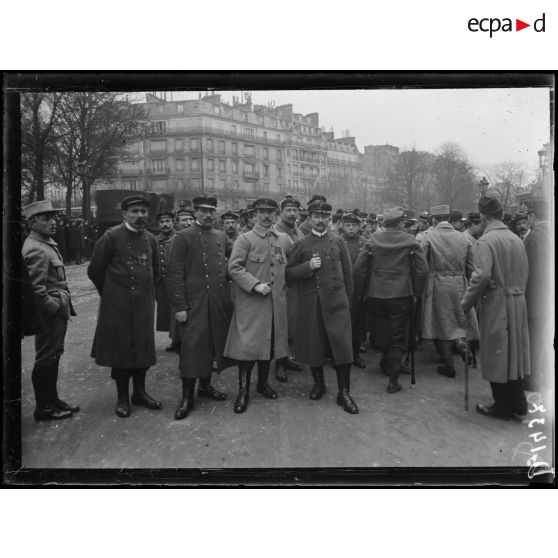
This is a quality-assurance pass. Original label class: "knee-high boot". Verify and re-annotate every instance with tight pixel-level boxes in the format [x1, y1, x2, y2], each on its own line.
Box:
[234, 363, 253, 414]
[131, 368, 162, 410]
[174, 378, 196, 420]
[309, 366, 326, 400]
[113, 369, 132, 418]
[256, 360, 278, 399]
[335, 365, 359, 414]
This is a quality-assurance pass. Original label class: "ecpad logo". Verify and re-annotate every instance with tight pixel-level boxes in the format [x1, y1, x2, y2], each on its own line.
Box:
[468, 13, 546, 37]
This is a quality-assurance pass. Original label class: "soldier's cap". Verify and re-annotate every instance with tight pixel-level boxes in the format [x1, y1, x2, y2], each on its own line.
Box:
[299, 208, 309, 218]
[121, 194, 150, 211]
[403, 209, 416, 220]
[253, 198, 279, 210]
[367, 213, 377, 222]
[418, 211, 431, 221]
[307, 194, 327, 205]
[352, 208, 361, 216]
[478, 195, 503, 217]
[431, 205, 450, 217]
[156, 210, 175, 221]
[308, 200, 332, 215]
[510, 211, 529, 224]
[342, 212, 361, 224]
[280, 195, 301, 210]
[220, 211, 239, 221]
[383, 207, 404, 223]
[239, 207, 254, 219]
[360, 212, 369, 220]
[449, 210, 463, 222]
[502, 213, 513, 225]
[335, 208, 345, 215]
[176, 208, 195, 218]
[193, 195, 218, 209]
[22, 200, 59, 220]
[332, 214, 342, 224]
[466, 212, 482, 223]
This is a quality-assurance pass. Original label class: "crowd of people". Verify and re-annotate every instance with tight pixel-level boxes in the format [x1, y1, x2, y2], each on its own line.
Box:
[21, 189, 551, 427]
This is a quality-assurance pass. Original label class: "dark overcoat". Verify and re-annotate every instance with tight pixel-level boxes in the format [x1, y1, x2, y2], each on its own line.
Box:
[341, 233, 366, 265]
[285, 231, 354, 367]
[155, 231, 175, 332]
[462, 221, 530, 383]
[88, 222, 159, 369]
[166, 223, 233, 378]
[275, 218, 305, 343]
[224, 224, 289, 362]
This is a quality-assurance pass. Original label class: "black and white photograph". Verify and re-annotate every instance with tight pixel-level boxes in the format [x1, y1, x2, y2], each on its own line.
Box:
[2, 73, 554, 485]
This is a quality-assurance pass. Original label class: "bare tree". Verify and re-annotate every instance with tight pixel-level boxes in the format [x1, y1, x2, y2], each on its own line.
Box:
[485, 161, 529, 212]
[432, 142, 477, 211]
[51, 93, 147, 218]
[20, 93, 62, 203]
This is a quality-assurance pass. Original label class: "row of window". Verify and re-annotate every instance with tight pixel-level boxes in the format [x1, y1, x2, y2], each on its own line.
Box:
[150, 158, 283, 178]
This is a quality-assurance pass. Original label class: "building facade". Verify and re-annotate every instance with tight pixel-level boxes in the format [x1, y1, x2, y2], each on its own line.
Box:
[110, 93, 369, 211]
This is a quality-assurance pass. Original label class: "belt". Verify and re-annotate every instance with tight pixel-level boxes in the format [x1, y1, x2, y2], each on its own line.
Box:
[494, 287, 525, 295]
[432, 270, 463, 276]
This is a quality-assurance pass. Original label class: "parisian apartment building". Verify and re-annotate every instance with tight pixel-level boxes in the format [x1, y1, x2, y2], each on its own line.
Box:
[99, 92, 399, 212]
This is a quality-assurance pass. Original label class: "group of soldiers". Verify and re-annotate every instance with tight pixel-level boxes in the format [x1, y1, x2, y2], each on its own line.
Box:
[21, 187, 551, 425]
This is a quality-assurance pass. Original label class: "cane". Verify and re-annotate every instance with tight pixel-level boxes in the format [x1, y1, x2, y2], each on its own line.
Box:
[464, 311, 470, 411]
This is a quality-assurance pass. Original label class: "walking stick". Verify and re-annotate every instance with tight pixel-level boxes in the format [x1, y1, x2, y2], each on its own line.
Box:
[464, 311, 470, 411]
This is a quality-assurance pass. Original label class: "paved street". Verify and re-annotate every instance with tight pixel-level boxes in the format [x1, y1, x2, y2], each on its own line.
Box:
[19, 263, 546, 470]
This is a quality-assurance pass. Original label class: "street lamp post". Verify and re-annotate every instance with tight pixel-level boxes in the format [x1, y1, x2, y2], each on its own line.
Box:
[78, 160, 92, 220]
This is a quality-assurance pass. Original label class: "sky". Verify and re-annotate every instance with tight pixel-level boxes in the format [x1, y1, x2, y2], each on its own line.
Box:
[167, 88, 551, 179]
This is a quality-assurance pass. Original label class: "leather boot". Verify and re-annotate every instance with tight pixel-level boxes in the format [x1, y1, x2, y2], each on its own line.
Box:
[309, 367, 326, 400]
[234, 364, 252, 413]
[335, 365, 359, 414]
[284, 356, 303, 371]
[274, 358, 288, 383]
[131, 369, 162, 409]
[198, 377, 227, 401]
[32, 364, 72, 422]
[114, 371, 131, 418]
[50, 358, 80, 413]
[256, 361, 278, 399]
[175, 378, 196, 420]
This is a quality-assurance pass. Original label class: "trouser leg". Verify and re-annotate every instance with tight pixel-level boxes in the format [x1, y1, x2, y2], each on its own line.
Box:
[31, 365, 50, 409]
[174, 378, 196, 420]
[49, 356, 80, 413]
[309, 366, 326, 400]
[509, 380, 527, 416]
[490, 382, 513, 417]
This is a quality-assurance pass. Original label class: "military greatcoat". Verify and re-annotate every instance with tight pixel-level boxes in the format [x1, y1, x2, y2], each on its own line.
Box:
[166, 223, 233, 378]
[462, 221, 530, 384]
[224, 224, 289, 362]
[155, 230, 175, 332]
[285, 231, 354, 367]
[341, 233, 366, 266]
[420, 222, 479, 340]
[88, 222, 159, 369]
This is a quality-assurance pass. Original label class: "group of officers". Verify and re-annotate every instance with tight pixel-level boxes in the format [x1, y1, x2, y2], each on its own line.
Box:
[21, 187, 551, 424]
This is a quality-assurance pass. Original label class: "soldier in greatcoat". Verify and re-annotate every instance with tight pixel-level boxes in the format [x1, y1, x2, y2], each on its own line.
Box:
[341, 212, 367, 369]
[461, 195, 531, 420]
[354, 207, 429, 394]
[285, 200, 358, 414]
[273, 195, 305, 382]
[420, 205, 480, 378]
[22, 201, 79, 422]
[224, 198, 290, 413]
[166, 195, 232, 419]
[297, 195, 326, 236]
[88, 195, 162, 418]
[155, 210, 176, 345]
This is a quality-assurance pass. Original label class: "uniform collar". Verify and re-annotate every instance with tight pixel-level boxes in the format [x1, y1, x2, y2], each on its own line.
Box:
[28, 229, 57, 246]
[252, 223, 278, 238]
[124, 221, 142, 234]
[483, 220, 509, 234]
[312, 229, 328, 238]
[434, 222, 453, 230]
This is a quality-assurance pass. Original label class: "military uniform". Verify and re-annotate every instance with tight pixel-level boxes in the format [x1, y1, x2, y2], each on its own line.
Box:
[298, 218, 312, 236]
[420, 210, 480, 377]
[353, 207, 429, 393]
[88, 195, 162, 418]
[155, 229, 176, 332]
[285, 200, 358, 414]
[22, 201, 78, 421]
[341, 232, 366, 265]
[462, 196, 530, 419]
